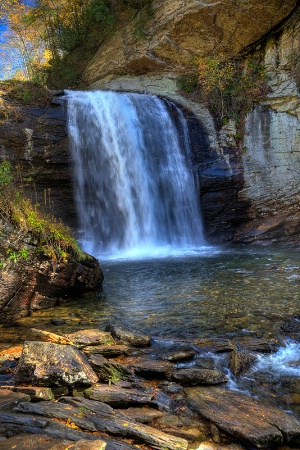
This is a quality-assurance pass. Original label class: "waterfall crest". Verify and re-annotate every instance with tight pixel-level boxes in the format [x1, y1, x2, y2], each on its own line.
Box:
[67, 90, 205, 258]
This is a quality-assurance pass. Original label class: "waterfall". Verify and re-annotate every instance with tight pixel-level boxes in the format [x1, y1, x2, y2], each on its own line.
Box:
[67, 90, 205, 258]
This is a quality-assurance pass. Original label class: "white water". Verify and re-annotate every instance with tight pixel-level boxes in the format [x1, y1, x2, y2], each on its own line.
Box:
[252, 340, 300, 378]
[67, 90, 205, 259]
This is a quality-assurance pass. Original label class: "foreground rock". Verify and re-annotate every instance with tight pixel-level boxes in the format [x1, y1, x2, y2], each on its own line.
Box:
[186, 386, 300, 448]
[15, 397, 188, 450]
[15, 341, 98, 387]
[1, 326, 300, 449]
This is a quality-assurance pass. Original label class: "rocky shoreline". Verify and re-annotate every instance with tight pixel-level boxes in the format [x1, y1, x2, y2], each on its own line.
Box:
[0, 322, 300, 449]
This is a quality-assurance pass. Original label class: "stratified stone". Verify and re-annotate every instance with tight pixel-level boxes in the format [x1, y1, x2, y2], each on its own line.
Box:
[84, 0, 296, 83]
[2, 386, 54, 401]
[105, 324, 151, 347]
[85, 384, 154, 407]
[172, 369, 228, 386]
[0, 389, 30, 411]
[14, 341, 98, 388]
[185, 386, 300, 447]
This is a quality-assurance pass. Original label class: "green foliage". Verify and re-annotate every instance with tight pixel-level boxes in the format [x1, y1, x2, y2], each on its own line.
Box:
[6, 247, 29, 264]
[194, 55, 270, 127]
[0, 161, 86, 265]
[3, 80, 52, 106]
[0, 161, 13, 188]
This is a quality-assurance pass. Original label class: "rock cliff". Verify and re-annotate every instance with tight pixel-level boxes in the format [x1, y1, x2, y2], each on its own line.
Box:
[1, 2, 300, 244]
[82, 0, 300, 243]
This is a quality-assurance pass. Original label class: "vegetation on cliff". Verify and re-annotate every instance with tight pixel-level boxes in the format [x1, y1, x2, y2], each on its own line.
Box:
[0, 159, 85, 271]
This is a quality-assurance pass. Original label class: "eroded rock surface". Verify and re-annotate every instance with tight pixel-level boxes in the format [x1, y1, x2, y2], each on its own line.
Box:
[14, 341, 98, 387]
[186, 386, 300, 448]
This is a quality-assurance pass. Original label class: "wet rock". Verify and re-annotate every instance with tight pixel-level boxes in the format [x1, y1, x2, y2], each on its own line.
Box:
[0, 389, 30, 411]
[185, 386, 300, 447]
[116, 406, 164, 423]
[14, 341, 98, 388]
[163, 350, 196, 362]
[105, 324, 151, 347]
[281, 315, 300, 333]
[235, 338, 279, 353]
[229, 349, 257, 376]
[195, 339, 234, 353]
[85, 384, 154, 407]
[172, 369, 228, 386]
[67, 329, 114, 347]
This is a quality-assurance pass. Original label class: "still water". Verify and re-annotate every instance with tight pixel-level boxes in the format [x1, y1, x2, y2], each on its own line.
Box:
[11, 244, 300, 342]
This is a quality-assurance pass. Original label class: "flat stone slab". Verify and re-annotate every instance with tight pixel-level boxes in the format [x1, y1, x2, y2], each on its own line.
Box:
[85, 384, 154, 407]
[15, 397, 188, 450]
[3, 386, 54, 401]
[185, 387, 300, 448]
[0, 389, 30, 411]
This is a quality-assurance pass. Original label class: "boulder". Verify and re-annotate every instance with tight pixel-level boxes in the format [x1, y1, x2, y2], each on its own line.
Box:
[105, 324, 151, 347]
[67, 329, 115, 347]
[14, 341, 98, 388]
[185, 386, 300, 447]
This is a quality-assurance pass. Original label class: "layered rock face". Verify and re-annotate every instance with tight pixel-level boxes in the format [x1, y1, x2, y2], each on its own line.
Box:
[236, 9, 300, 242]
[83, 1, 300, 243]
[0, 94, 76, 229]
[84, 0, 296, 82]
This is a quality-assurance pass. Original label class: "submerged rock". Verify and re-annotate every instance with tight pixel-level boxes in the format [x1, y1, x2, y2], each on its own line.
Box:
[172, 369, 228, 386]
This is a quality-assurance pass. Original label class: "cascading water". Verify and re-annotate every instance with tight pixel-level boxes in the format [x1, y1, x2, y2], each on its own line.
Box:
[67, 90, 205, 258]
